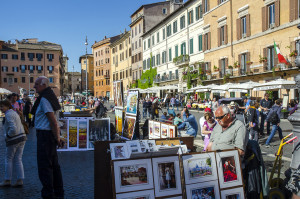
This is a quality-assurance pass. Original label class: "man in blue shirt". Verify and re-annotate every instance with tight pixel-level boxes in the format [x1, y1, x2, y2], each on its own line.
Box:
[178, 107, 198, 137]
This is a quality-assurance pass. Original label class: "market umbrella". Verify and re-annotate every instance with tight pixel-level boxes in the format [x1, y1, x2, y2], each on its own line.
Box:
[228, 81, 261, 93]
[0, 88, 12, 95]
[211, 83, 234, 93]
[253, 79, 296, 91]
[195, 84, 218, 92]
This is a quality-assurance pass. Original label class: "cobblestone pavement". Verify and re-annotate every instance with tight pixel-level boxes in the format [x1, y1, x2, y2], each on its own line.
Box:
[0, 123, 94, 199]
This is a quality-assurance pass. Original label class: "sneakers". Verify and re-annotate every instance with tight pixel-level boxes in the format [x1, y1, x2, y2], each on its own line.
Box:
[0, 180, 11, 187]
[11, 179, 23, 187]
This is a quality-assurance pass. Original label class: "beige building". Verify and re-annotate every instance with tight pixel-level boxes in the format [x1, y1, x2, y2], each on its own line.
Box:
[65, 72, 81, 94]
[199, 0, 300, 100]
[110, 30, 132, 100]
[0, 38, 65, 96]
[79, 54, 94, 96]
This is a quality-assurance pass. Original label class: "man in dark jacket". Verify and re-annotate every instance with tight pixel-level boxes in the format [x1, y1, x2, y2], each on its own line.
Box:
[146, 99, 152, 118]
[142, 99, 147, 118]
[260, 93, 273, 136]
[265, 99, 282, 147]
[247, 100, 259, 141]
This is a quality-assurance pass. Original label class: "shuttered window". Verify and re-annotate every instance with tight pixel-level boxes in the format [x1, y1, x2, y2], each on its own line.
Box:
[173, 21, 178, 33]
[180, 15, 185, 29]
[169, 48, 172, 62]
[175, 45, 178, 57]
[181, 42, 186, 55]
[190, 38, 194, 54]
[198, 35, 203, 51]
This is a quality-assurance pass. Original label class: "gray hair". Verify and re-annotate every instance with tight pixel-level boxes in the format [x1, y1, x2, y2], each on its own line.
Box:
[37, 76, 49, 87]
[220, 104, 231, 115]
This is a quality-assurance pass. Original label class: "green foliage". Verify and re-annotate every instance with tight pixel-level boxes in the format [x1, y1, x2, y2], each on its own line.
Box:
[138, 67, 157, 89]
[266, 91, 273, 99]
[223, 74, 231, 84]
[206, 158, 211, 166]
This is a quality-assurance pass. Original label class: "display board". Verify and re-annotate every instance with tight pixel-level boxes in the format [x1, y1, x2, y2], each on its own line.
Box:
[89, 118, 111, 149]
[148, 120, 177, 139]
[126, 91, 138, 116]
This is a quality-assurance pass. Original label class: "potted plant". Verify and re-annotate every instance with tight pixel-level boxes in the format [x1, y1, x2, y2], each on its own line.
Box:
[259, 55, 267, 63]
[234, 61, 240, 68]
[206, 70, 211, 75]
[213, 65, 219, 71]
[246, 61, 253, 65]
[290, 50, 298, 57]
[228, 65, 233, 69]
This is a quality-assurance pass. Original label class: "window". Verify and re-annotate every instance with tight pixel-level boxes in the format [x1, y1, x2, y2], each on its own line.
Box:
[167, 25, 172, 37]
[198, 35, 203, 51]
[21, 53, 25, 60]
[139, 24, 141, 33]
[14, 78, 18, 83]
[268, 3, 275, 27]
[157, 32, 160, 43]
[220, 58, 226, 77]
[29, 65, 35, 73]
[2, 66, 8, 72]
[147, 58, 150, 68]
[37, 65, 43, 73]
[152, 55, 155, 67]
[13, 66, 18, 72]
[12, 54, 18, 59]
[27, 53, 34, 61]
[190, 38, 194, 54]
[162, 51, 166, 64]
[241, 17, 246, 37]
[181, 42, 186, 55]
[241, 53, 247, 75]
[204, 33, 209, 50]
[195, 4, 203, 20]
[163, 28, 166, 40]
[152, 35, 155, 45]
[156, 54, 160, 65]
[204, 0, 209, 13]
[1, 54, 8, 59]
[30, 77, 34, 83]
[143, 60, 146, 70]
[173, 21, 177, 34]
[188, 10, 194, 25]
[267, 46, 275, 70]
[220, 26, 225, 45]
[169, 48, 172, 62]
[36, 53, 43, 61]
[47, 54, 54, 61]
[22, 77, 25, 83]
[175, 45, 178, 57]
[162, 8, 167, 15]
[180, 15, 186, 29]
[3, 78, 7, 83]
[144, 41, 146, 50]
[21, 65, 26, 73]
[48, 66, 53, 73]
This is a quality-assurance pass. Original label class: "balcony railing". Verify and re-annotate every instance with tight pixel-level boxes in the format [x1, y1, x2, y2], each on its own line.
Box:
[173, 55, 190, 67]
[154, 73, 179, 83]
[104, 74, 110, 79]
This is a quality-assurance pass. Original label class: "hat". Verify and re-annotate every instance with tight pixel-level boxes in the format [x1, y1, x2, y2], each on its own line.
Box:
[204, 108, 212, 113]
[230, 101, 235, 106]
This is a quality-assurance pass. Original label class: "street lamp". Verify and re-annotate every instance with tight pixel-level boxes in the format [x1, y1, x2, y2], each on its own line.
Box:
[28, 72, 30, 95]
[85, 36, 88, 106]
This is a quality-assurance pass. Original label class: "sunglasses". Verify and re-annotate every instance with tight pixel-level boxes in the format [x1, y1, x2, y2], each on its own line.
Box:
[215, 114, 227, 120]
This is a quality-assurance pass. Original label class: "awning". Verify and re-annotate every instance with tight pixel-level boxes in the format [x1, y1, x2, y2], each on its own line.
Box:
[253, 79, 296, 91]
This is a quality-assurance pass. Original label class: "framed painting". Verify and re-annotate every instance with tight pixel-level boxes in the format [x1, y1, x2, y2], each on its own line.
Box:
[160, 123, 169, 138]
[126, 91, 139, 116]
[68, 120, 78, 148]
[139, 140, 150, 153]
[113, 159, 153, 193]
[153, 121, 161, 138]
[58, 119, 68, 150]
[116, 189, 155, 199]
[88, 118, 110, 149]
[115, 108, 124, 135]
[116, 81, 124, 108]
[126, 140, 142, 154]
[110, 143, 129, 160]
[186, 180, 220, 199]
[220, 187, 245, 199]
[182, 152, 218, 184]
[168, 125, 176, 138]
[152, 156, 182, 197]
[148, 120, 154, 139]
[216, 150, 243, 189]
[122, 116, 136, 140]
[147, 140, 158, 152]
[78, 120, 88, 149]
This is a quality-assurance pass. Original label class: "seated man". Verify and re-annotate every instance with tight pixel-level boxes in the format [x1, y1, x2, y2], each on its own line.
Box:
[207, 106, 247, 156]
[160, 112, 168, 123]
[178, 107, 198, 137]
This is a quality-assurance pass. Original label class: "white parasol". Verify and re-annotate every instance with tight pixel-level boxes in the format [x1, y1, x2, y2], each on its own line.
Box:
[228, 81, 261, 93]
[253, 79, 296, 91]
[0, 88, 12, 95]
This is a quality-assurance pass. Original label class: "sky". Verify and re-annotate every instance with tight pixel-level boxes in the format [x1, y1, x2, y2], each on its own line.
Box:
[1, 0, 183, 72]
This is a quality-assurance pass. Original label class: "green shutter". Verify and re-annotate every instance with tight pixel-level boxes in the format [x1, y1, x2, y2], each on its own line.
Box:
[196, 6, 199, 20]
[200, 5, 203, 18]
[190, 38, 194, 54]
[169, 48, 172, 61]
[191, 10, 194, 23]
[199, 34, 203, 51]
[175, 45, 178, 57]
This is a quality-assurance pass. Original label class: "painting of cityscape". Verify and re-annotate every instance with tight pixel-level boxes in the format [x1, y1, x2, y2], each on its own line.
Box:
[126, 91, 138, 116]
[88, 118, 110, 148]
[186, 181, 220, 199]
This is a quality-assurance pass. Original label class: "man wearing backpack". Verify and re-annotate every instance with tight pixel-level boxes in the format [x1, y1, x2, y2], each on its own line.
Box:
[265, 99, 283, 147]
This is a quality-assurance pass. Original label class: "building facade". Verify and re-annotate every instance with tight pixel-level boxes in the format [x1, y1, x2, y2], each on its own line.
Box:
[110, 30, 132, 100]
[142, 0, 205, 94]
[66, 72, 81, 94]
[0, 38, 65, 96]
[92, 35, 121, 98]
[130, 0, 184, 87]
[79, 54, 94, 96]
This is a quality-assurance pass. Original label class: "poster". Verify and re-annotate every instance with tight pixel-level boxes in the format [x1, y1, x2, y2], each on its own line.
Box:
[113, 81, 117, 106]
[122, 116, 136, 140]
[89, 118, 110, 148]
[115, 109, 123, 135]
[69, 120, 78, 148]
[115, 81, 123, 108]
[79, 121, 88, 148]
[126, 91, 139, 116]
[58, 119, 68, 150]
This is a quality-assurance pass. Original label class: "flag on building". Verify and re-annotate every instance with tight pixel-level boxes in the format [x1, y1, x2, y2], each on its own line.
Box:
[274, 41, 288, 65]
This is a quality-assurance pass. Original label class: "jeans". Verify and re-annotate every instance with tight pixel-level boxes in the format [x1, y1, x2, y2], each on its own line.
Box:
[265, 124, 283, 145]
[177, 122, 197, 137]
[143, 108, 147, 118]
[5, 141, 26, 180]
[260, 113, 270, 135]
[37, 130, 64, 199]
[147, 108, 151, 117]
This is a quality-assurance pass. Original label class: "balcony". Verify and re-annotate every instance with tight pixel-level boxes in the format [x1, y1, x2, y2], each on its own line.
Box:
[154, 73, 179, 83]
[173, 55, 190, 67]
[104, 74, 110, 79]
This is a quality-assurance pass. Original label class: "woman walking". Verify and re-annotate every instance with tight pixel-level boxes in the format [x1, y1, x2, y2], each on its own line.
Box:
[0, 100, 27, 187]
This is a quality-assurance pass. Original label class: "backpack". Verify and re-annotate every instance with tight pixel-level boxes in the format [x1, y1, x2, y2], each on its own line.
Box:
[268, 110, 279, 124]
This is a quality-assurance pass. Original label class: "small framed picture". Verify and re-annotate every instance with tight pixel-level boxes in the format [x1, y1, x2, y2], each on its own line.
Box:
[216, 150, 243, 189]
[116, 189, 155, 199]
[221, 187, 245, 199]
[147, 140, 158, 152]
[122, 116, 136, 140]
[149, 120, 154, 138]
[110, 143, 129, 160]
[139, 140, 150, 152]
[161, 123, 169, 138]
[152, 156, 182, 197]
[182, 152, 218, 184]
[113, 159, 154, 193]
[168, 125, 176, 138]
[126, 140, 142, 154]
[186, 180, 220, 199]
[153, 121, 161, 138]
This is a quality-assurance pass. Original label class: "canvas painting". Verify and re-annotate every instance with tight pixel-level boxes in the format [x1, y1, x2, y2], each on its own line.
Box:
[183, 153, 218, 184]
[116, 189, 155, 199]
[126, 140, 142, 154]
[58, 119, 68, 150]
[221, 187, 245, 199]
[152, 156, 182, 197]
[186, 181, 220, 199]
[68, 120, 78, 148]
[116, 81, 123, 108]
[126, 91, 138, 116]
[216, 150, 242, 189]
[169, 125, 176, 138]
[88, 118, 110, 148]
[114, 159, 153, 193]
[78, 120, 88, 148]
[115, 109, 123, 135]
[110, 143, 129, 160]
[122, 116, 136, 140]
[113, 81, 117, 106]
[153, 121, 161, 138]
[160, 123, 169, 138]
[148, 120, 154, 138]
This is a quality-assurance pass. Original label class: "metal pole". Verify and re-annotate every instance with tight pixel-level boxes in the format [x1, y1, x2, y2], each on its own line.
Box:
[29, 72, 30, 95]
[72, 65, 74, 102]
[85, 36, 88, 107]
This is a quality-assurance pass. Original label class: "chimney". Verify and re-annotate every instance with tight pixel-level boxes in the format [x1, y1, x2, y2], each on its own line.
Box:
[0, 40, 4, 50]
